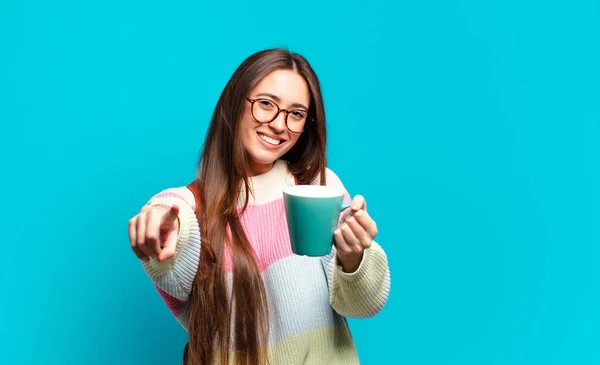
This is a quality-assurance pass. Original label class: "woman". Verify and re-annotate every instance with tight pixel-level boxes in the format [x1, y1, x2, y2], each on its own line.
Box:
[128, 48, 391, 365]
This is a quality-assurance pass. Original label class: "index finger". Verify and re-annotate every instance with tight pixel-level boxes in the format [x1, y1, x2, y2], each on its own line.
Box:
[160, 204, 180, 228]
[158, 231, 179, 262]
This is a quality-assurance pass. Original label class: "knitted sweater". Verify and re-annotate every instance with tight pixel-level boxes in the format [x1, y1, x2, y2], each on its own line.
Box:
[142, 160, 391, 364]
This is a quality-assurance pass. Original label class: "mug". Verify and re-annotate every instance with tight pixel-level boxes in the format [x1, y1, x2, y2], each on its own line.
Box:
[282, 185, 350, 256]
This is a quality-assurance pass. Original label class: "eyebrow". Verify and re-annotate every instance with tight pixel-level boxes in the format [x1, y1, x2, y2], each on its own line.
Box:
[255, 92, 309, 111]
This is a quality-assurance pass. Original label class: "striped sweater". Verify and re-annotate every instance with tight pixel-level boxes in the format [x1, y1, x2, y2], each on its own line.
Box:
[141, 160, 391, 364]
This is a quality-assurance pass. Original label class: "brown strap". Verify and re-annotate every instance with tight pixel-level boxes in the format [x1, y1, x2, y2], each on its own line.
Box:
[186, 180, 201, 211]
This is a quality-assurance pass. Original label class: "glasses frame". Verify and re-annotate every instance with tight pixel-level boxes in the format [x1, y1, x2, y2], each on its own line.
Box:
[246, 97, 311, 134]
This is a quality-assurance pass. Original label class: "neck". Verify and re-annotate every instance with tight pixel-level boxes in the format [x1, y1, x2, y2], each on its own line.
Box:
[238, 160, 291, 207]
[248, 161, 274, 177]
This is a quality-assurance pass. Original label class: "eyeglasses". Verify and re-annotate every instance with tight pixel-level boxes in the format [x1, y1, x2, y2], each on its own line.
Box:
[246, 97, 310, 133]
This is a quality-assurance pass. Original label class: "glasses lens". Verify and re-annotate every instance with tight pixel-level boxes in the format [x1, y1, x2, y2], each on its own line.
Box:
[252, 99, 278, 123]
[286, 110, 308, 133]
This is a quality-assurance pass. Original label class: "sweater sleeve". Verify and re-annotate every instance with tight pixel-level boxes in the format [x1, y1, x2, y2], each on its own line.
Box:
[318, 168, 391, 318]
[322, 242, 391, 318]
[140, 186, 201, 317]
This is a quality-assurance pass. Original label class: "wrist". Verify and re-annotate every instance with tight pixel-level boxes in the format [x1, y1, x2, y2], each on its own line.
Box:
[336, 252, 364, 273]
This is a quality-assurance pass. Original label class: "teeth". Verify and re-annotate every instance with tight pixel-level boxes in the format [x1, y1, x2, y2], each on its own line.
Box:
[259, 133, 281, 145]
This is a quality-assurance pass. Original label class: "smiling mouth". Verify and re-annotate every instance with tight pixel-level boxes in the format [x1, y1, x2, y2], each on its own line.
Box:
[258, 132, 283, 145]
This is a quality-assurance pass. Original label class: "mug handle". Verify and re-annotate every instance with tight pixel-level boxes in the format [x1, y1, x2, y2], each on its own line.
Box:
[340, 202, 351, 211]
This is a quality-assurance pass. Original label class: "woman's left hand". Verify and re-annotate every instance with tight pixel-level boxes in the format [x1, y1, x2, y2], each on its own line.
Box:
[334, 195, 378, 273]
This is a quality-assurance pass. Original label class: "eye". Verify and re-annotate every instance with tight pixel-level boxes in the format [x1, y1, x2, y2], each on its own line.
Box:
[290, 110, 307, 121]
[257, 99, 275, 110]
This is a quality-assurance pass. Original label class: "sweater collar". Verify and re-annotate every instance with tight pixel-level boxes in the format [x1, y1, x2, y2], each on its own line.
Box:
[246, 159, 289, 191]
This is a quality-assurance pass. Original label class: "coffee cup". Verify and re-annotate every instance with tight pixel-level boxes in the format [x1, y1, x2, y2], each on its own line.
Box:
[282, 185, 351, 256]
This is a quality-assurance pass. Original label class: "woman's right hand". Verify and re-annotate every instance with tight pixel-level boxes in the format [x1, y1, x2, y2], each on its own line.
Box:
[128, 204, 180, 263]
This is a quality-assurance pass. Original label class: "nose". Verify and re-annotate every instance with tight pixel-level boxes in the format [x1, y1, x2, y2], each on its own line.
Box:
[268, 110, 287, 133]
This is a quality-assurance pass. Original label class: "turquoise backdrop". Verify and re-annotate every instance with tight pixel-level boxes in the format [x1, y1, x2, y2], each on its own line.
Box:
[1, 0, 599, 364]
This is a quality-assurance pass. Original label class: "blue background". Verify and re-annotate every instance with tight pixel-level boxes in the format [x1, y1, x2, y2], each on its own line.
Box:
[1, 0, 599, 364]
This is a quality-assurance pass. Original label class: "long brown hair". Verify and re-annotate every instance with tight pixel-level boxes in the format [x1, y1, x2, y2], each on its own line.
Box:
[186, 48, 327, 365]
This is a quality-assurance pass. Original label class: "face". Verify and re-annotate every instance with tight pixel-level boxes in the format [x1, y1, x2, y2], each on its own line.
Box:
[240, 69, 310, 176]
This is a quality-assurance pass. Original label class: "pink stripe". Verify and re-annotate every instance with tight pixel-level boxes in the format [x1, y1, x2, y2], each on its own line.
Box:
[154, 284, 185, 317]
[154, 191, 196, 212]
[222, 198, 294, 273]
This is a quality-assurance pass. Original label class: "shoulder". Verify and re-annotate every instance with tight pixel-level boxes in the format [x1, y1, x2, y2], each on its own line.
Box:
[310, 166, 346, 191]
[325, 168, 344, 187]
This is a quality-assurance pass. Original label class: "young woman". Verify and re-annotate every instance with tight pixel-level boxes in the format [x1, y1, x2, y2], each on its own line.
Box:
[127, 48, 391, 365]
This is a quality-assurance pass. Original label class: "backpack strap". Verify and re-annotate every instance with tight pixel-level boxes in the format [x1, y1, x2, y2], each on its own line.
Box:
[186, 180, 201, 212]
